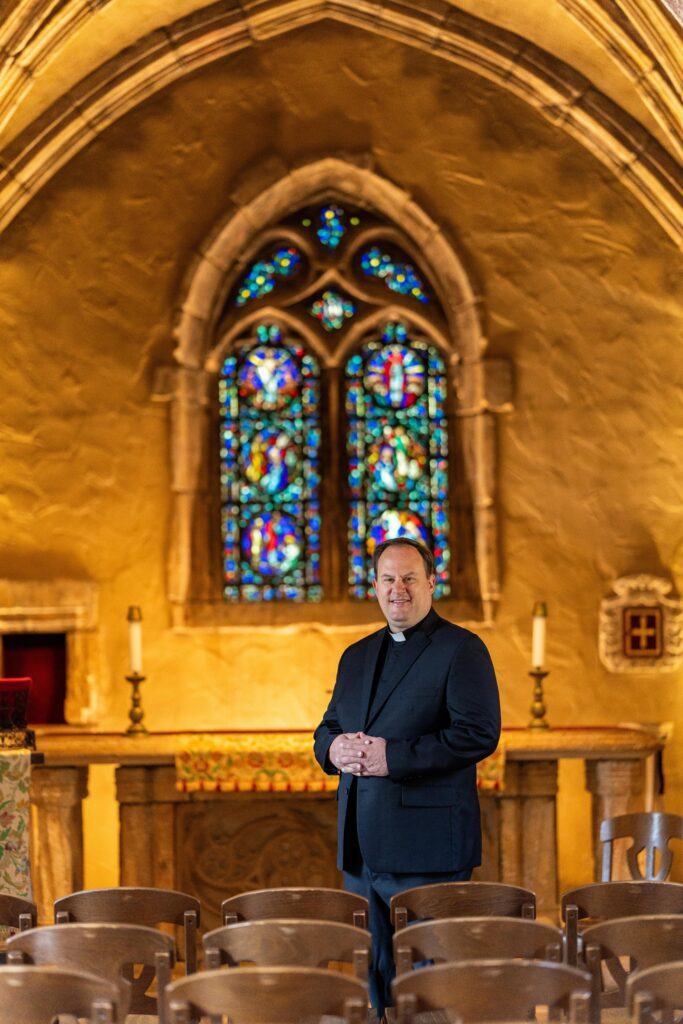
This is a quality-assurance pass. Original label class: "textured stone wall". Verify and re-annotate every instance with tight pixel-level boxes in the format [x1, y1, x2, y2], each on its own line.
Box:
[1, 23, 681, 890]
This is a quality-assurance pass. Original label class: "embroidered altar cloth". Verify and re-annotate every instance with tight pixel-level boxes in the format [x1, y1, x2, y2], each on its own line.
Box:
[175, 733, 505, 793]
[0, 750, 32, 898]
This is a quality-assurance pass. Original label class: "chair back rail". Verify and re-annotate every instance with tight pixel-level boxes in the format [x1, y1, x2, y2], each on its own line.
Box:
[561, 880, 683, 966]
[392, 959, 592, 1023]
[0, 964, 118, 1024]
[221, 887, 368, 929]
[6, 921, 174, 1023]
[390, 881, 536, 930]
[203, 918, 371, 978]
[626, 960, 683, 1024]
[54, 885, 200, 972]
[166, 964, 368, 1024]
[393, 916, 562, 976]
[601, 812, 683, 881]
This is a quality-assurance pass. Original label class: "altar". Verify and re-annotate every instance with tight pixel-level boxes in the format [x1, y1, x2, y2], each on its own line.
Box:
[28, 726, 664, 927]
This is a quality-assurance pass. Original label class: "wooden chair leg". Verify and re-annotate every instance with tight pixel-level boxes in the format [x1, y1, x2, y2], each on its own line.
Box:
[565, 905, 579, 967]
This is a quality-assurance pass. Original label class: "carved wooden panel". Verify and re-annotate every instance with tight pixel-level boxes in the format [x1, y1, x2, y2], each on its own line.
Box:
[175, 793, 339, 933]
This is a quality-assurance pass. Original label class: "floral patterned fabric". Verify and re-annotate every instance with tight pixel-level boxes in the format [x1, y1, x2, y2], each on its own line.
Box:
[176, 733, 338, 793]
[175, 733, 506, 793]
[0, 750, 32, 898]
[477, 744, 506, 792]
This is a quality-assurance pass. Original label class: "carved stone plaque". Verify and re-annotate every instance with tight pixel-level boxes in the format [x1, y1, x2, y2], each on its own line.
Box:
[599, 575, 682, 673]
[175, 793, 339, 933]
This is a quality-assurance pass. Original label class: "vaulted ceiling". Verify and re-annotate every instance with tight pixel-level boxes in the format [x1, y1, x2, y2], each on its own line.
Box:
[0, 0, 681, 242]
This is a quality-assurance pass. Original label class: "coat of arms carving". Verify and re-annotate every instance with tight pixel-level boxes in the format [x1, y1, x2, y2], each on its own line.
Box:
[599, 575, 683, 673]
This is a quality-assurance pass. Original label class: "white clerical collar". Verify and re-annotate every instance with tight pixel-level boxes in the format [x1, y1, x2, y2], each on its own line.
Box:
[389, 631, 406, 642]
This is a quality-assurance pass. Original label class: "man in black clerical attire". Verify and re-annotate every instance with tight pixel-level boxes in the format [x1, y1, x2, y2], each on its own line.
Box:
[313, 538, 501, 1018]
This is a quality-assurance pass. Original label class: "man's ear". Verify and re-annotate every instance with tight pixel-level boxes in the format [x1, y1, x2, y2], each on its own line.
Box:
[428, 574, 436, 593]
[372, 577, 378, 596]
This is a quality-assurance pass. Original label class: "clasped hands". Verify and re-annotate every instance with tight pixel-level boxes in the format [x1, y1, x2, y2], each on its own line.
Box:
[328, 732, 388, 776]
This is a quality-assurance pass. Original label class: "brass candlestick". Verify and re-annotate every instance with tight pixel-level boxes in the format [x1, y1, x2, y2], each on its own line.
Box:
[126, 672, 147, 735]
[528, 668, 550, 729]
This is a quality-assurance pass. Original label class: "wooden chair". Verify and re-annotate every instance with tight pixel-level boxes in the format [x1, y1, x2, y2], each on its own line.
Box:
[221, 887, 368, 928]
[561, 880, 683, 967]
[600, 811, 683, 881]
[0, 964, 118, 1023]
[581, 914, 683, 1022]
[54, 885, 200, 972]
[203, 918, 371, 978]
[0, 893, 37, 931]
[393, 916, 563, 977]
[390, 881, 536, 931]
[392, 959, 593, 1022]
[0, 893, 37, 964]
[6, 921, 174, 1023]
[626, 960, 683, 1023]
[165, 964, 368, 1024]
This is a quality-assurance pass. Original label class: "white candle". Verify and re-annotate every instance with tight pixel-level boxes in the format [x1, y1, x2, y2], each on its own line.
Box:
[531, 601, 547, 669]
[127, 606, 143, 675]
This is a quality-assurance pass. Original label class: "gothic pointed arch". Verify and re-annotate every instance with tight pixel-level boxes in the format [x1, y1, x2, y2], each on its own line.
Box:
[164, 159, 511, 628]
[0, 1, 681, 246]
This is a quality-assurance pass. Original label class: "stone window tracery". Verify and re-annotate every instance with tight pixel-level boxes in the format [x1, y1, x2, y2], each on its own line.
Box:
[212, 200, 453, 605]
[166, 160, 509, 628]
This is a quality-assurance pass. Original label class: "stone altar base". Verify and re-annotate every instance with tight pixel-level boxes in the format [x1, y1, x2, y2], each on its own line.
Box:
[29, 727, 662, 925]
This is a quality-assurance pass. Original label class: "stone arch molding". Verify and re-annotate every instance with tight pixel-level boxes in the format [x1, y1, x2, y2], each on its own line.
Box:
[165, 159, 512, 627]
[0, 0, 682, 246]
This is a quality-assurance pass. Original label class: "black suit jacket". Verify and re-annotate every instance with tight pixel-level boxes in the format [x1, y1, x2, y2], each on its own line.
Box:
[313, 609, 501, 873]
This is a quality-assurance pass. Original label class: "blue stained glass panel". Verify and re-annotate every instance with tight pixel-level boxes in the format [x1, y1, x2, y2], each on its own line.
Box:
[309, 290, 355, 331]
[235, 247, 301, 306]
[219, 324, 322, 601]
[317, 205, 346, 249]
[365, 344, 426, 409]
[360, 246, 428, 303]
[345, 321, 450, 599]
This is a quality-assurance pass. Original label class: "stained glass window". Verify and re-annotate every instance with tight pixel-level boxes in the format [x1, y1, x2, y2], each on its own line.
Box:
[235, 247, 301, 306]
[219, 201, 455, 607]
[300, 205, 361, 243]
[317, 205, 346, 248]
[219, 323, 322, 601]
[309, 290, 355, 331]
[360, 246, 428, 303]
[346, 321, 450, 598]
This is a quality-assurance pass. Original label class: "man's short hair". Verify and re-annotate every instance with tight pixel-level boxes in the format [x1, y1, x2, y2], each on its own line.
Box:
[372, 537, 436, 579]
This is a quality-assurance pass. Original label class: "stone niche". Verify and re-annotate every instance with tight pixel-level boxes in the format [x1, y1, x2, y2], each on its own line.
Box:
[0, 579, 100, 725]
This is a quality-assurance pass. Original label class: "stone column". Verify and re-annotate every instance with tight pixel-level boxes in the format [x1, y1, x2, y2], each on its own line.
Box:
[498, 759, 559, 918]
[585, 758, 646, 880]
[115, 765, 178, 889]
[30, 765, 89, 922]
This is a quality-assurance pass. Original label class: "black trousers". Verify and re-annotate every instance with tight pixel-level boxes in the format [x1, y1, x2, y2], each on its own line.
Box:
[341, 790, 471, 1017]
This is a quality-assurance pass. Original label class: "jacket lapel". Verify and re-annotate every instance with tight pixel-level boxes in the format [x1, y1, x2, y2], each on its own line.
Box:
[364, 630, 431, 730]
[358, 630, 384, 731]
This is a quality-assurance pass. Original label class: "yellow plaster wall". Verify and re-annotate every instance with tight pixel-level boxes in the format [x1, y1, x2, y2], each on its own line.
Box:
[1, 23, 681, 893]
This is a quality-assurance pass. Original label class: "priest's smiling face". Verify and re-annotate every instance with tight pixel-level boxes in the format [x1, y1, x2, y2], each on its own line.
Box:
[372, 544, 436, 632]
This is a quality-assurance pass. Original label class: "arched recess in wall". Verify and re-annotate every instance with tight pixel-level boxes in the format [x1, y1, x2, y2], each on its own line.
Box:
[0, 1, 681, 247]
[163, 159, 512, 629]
